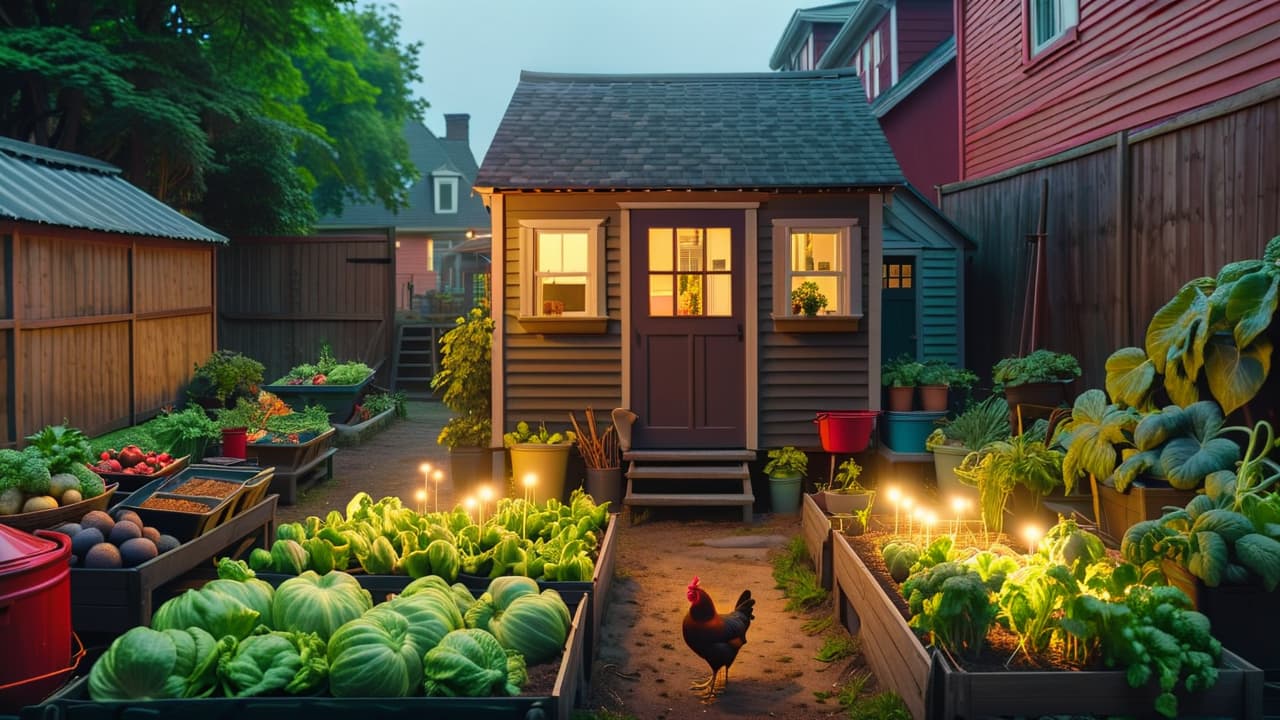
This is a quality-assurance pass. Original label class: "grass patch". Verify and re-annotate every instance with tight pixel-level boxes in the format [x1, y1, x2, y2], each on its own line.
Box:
[801, 614, 835, 635]
[571, 711, 639, 720]
[846, 690, 912, 720]
[814, 632, 860, 663]
[771, 537, 828, 611]
[88, 424, 159, 456]
[836, 670, 873, 707]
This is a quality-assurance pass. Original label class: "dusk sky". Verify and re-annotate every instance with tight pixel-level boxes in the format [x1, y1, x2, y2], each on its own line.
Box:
[387, 0, 810, 162]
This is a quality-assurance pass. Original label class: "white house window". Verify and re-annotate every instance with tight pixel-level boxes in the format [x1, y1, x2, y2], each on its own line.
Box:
[772, 219, 862, 319]
[434, 176, 458, 214]
[1029, 0, 1078, 55]
[519, 218, 606, 318]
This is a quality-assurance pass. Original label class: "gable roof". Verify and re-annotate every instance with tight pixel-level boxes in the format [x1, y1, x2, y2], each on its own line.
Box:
[0, 136, 226, 243]
[315, 119, 489, 232]
[884, 184, 974, 251]
[477, 69, 903, 191]
[768, 1, 861, 70]
[815, 0, 889, 69]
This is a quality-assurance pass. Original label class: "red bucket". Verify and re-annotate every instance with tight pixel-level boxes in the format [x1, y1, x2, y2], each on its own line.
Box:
[815, 411, 879, 453]
[222, 427, 248, 459]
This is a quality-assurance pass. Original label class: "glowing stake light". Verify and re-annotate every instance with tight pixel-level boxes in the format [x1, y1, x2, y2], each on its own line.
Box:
[414, 488, 427, 514]
[464, 496, 477, 524]
[521, 474, 537, 538]
[1022, 524, 1045, 555]
[419, 462, 432, 510]
[903, 496, 916, 535]
[950, 497, 968, 536]
[479, 485, 494, 527]
[886, 486, 902, 534]
[912, 507, 925, 539]
[924, 511, 938, 546]
[432, 470, 444, 513]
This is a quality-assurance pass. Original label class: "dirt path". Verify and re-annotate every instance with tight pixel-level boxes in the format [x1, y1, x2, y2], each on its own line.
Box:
[282, 402, 869, 719]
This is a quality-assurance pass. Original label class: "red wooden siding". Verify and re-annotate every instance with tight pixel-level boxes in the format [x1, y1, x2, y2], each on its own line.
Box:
[813, 24, 841, 65]
[881, 62, 961, 193]
[897, 0, 954, 75]
[395, 234, 432, 309]
[958, 0, 1280, 179]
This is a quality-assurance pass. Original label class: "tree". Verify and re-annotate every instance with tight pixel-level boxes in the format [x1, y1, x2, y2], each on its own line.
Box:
[0, 0, 425, 235]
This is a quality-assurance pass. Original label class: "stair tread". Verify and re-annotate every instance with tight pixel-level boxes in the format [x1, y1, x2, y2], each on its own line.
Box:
[624, 449, 756, 462]
[626, 465, 748, 479]
[624, 492, 754, 506]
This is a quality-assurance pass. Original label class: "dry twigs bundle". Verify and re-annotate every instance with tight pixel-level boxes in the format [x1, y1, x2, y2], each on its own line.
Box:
[569, 408, 620, 469]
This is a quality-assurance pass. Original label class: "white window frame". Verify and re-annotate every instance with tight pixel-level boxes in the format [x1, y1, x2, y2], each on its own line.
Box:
[1029, 0, 1078, 56]
[771, 218, 862, 320]
[518, 218, 607, 318]
[433, 176, 458, 214]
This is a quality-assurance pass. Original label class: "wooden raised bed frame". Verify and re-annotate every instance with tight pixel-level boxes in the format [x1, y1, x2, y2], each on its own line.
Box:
[831, 532, 1264, 720]
[801, 493, 833, 590]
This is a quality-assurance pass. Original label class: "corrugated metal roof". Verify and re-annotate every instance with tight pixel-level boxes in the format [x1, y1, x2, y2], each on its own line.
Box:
[0, 136, 227, 243]
[477, 69, 904, 191]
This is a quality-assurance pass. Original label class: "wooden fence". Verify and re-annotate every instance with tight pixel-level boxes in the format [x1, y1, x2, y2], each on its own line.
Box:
[0, 225, 216, 446]
[939, 81, 1280, 387]
[217, 233, 395, 386]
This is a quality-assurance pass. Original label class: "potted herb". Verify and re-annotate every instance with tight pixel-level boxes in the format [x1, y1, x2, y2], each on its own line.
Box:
[953, 433, 1063, 535]
[817, 458, 875, 531]
[882, 355, 924, 412]
[432, 306, 495, 496]
[927, 395, 1011, 501]
[917, 362, 979, 412]
[569, 408, 621, 507]
[187, 350, 265, 413]
[992, 349, 1081, 409]
[764, 446, 808, 514]
[789, 281, 829, 317]
[504, 421, 576, 504]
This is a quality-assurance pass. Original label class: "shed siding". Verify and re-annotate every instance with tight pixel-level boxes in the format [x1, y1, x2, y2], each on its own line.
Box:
[919, 247, 960, 365]
[959, 0, 1280, 178]
[759, 194, 872, 450]
[897, 0, 954, 74]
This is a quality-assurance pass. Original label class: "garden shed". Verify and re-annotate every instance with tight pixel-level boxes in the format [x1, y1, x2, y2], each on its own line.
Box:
[0, 136, 226, 447]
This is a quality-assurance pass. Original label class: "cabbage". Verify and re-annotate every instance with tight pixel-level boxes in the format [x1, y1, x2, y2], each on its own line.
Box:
[465, 577, 570, 664]
[271, 570, 372, 642]
[327, 611, 422, 697]
[152, 586, 261, 641]
[202, 558, 275, 626]
[422, 628, 526, 697]
[216, 628, 328, 697]
[371, 589, 465, 659]
[88, 626, 220, 700]
[401, 575, 476, 618]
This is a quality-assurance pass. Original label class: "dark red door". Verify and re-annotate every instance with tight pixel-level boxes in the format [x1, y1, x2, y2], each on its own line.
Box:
[630, 209, 745, 448]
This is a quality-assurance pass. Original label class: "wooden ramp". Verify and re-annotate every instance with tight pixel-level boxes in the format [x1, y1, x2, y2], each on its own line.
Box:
[623, 449, 756, 522]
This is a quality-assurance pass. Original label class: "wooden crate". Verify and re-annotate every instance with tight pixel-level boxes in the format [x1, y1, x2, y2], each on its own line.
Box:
[1090, 475, 1195, 545]
[832, 532, 930, 720]
[69, 495, 277, 637]
[928, 646, 1263, 719]
[801, 493, 833, 590]
[40, 589, 589, 720]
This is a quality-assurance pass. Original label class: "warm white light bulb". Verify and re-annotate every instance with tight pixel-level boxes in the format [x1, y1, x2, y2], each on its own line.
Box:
[479, 486, 494, 502]
[886, 486, 901, 503]
[415, 489, 427, 502]
[419, 462, 431, 475]
[523, 473, 537, 488]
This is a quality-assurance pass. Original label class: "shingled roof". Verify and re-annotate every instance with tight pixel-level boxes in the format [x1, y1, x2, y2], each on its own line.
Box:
[476, 69, 903, 191]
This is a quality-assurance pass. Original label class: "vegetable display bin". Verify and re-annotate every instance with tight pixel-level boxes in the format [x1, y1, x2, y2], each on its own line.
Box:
[157, 465, 276, 519]
[245, 428, 335, 471]
[114, 478, 236, 542]
[814, 411, 878, 453]
[879, 411, 945, 454]
[261, 374, 374, 422]
[0, 526, 73, 712]
[94, 455, 190, 493]
[0, 484, 118, 533]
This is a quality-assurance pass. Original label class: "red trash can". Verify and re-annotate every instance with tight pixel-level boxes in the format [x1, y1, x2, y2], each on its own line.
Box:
[0, 525, 74, 712]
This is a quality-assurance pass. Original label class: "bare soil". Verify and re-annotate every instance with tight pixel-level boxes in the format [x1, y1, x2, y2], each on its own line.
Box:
[282, 401, 875, 719]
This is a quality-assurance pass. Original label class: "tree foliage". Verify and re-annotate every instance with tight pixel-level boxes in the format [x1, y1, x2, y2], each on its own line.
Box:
[0, 0, 426, 235]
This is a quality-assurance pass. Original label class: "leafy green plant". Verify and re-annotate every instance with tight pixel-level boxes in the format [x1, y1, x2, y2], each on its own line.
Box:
[502, 421, 576, 447]
[147, 407, 220, 453]
[24, 424, 93, 474]
[820, 458, 865, 493]
[955, 434, 1063, 534]
[432, 306, 494, 448]
[264, 406, 333, 437]
[1109, 401, 1240, 491]
[789, 280, 828, 317]
[902, 562, 995, 657]
[1050, 388, 1141, 494]
[930, 395, 1011, 451]
[918, 360, 978, 389]
[881, 354, 924, 388]
[361, 392, 408, 419]
[188, 350, 265, 406]
[1106, 235, 1280, 415]
[992, 348, 1081, 389]
[763, 446, 808, 477]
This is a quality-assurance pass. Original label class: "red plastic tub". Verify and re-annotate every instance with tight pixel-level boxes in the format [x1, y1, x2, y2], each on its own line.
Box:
[815, 411, 879, 453]
[0, 526, 74, 712]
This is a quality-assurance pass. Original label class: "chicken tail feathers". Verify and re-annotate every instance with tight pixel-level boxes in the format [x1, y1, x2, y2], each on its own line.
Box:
[734, 590, 755, 620]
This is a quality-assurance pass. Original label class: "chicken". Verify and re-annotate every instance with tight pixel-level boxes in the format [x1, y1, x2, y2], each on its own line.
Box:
[681, 575, 755, 698]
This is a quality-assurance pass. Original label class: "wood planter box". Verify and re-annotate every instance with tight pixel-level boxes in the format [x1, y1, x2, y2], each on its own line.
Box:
[832, 533, 1264, 720]
[69, 494, 277, 638]
[801, 493, 833, 590]
[33, 589, 588, 720]
[1090, 475, 1196, 546]
[261, 374, 374, 422]
[246, 428, 338, 505]
[332, 407, 397, 447]
[1162, 560, 1280, 680]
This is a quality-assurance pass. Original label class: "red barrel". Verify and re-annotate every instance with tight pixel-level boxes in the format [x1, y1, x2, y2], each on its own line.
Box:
[222, 427, 248, 458]
[0, 525, 72, 712]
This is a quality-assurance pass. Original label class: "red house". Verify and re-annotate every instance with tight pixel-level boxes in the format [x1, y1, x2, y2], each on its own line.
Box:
[942, 0, 1280, 383]
[771, 0, 960, 196]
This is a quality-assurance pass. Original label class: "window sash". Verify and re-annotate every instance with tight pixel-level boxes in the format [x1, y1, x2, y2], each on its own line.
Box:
[518, 219, 606, 318]
[1029, 0, 1077, 54]
[434, 177, 458, 213]
[771, 220, 861, 319]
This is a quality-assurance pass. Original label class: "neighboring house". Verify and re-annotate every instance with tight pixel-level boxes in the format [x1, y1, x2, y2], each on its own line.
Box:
[940, 0, 1280, 384]
[771, 0, 960, 196]
[315, 116, 490, 310]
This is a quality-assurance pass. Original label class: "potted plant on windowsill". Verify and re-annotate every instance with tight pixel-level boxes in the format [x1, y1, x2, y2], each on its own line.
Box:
[432, 305, 495, 497]
[504, 421, 577, 505]
[790, 281, 828, 318]
[992, 349, 1081, 409]
[882, 355, 924, 412]
[763, 446, 808, 514]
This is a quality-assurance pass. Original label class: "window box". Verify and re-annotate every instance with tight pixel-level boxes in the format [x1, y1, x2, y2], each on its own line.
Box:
[517, 316, 609, 334]
[770, 314, 861, 333]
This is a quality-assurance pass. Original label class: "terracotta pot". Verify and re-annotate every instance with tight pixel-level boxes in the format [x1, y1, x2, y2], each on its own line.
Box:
[886, 386, 914, 412]
[918, 384, 949, 412]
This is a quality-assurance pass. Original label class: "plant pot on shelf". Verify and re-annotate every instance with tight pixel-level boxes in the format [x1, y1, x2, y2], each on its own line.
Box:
[881, 411, 946, 454]
[1003, 380, 1072, 410]
[886, 386, 914, 412]
[918, 384, 949, 412]
[509, 443, 572, 504]
[585, 467, 622, 507]
[769, 472, 803, 514]
[820, 490, 874, 516]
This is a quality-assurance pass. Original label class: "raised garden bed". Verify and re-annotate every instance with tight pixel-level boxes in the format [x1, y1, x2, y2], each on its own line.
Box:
[831, 531, 1266, 720]
[1090, 474, 1196, 546]
[801, 493, 833, 590]
[70, 494, 277, 638]
[36, 585, 588, 720]
[244, 428, 337, 505]
[261, 374, 374, 422]
[332, 406, 397, 447]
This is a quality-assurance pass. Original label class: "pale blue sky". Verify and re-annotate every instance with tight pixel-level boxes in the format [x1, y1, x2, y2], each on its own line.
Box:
[386, 0, 808, 162]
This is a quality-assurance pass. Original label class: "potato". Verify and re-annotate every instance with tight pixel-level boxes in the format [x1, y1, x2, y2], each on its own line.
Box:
[59, 489, 83, 506]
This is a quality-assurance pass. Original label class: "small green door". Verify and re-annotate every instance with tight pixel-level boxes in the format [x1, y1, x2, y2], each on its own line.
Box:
[881, 256, 916, 361]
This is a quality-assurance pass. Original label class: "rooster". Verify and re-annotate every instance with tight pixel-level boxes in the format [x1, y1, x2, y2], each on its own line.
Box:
[682, 576, 755, 698]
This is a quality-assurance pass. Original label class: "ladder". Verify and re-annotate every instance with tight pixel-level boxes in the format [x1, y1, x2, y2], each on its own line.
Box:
[390, 323, 440, 399]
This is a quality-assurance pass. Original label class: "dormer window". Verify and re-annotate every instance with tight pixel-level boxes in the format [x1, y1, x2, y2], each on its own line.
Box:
[433, 175, 458, 214]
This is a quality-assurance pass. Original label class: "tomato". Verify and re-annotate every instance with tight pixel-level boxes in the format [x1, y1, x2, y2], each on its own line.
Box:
[100, 451, 111, 461]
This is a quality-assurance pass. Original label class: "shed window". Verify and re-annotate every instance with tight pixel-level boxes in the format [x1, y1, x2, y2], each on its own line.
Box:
[518, 218, 607, 319]
[771, 219, 862, 321]
[883, 263, 912, 289]
[434, 176, 458, 214]
[1028, 0, 1077, 55]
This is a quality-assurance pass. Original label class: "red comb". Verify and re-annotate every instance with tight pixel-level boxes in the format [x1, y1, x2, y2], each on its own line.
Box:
[688, 576, 700, 590]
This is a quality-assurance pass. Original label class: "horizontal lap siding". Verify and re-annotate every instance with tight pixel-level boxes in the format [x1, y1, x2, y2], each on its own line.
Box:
[759, 195, 871, 450]
[961, 0, 1280, 178]
[502, 196, 622, 429]
[897, 0, 954, 73]
[919, 248, 960, 365]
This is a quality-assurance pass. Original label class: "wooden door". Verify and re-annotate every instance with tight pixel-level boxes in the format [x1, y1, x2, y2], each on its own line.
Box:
[881, 256, 917, 362]
[630, 210, 745, 448]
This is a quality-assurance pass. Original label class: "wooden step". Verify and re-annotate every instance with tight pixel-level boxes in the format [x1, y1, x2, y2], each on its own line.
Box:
[623, 449, 756, 462]
[623, 492, 754, 507]
[626, 464, 748, 481]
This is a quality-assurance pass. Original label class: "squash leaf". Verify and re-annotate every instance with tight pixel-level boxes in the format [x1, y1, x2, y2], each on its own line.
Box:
[1110, 450, 1159, 493]
[1145, 281, 1213, 378]
[1056, 389, 1140, 492]
[1160, 436, 1239, 491]
[1105, 348, 1155, 410]
[1226, 270, 1279, 349]
[1216, 259, 1265, 285]
[1203, 470, 1237, 506]
[1188, 531, 1228, 586]
[1132, 406, 1189, 452]
[1234, 533, 1280, 591]
[1203, 333, 1271, 415]
[1190, 509, 1255, 544]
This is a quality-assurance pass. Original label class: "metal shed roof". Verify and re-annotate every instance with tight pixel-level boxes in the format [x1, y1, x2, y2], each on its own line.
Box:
[0, 136, 227, 243]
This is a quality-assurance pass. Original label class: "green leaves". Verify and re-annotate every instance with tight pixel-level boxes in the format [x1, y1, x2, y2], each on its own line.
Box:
[1056, 390, 1140, 494]
[1157, 402, 1240, 490]
[1203, 333, 1272, 415]
[1105, 347, 1156, 409]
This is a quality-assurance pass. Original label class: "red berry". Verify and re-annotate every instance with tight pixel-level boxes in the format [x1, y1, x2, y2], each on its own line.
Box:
[100, 451, 111, 461]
